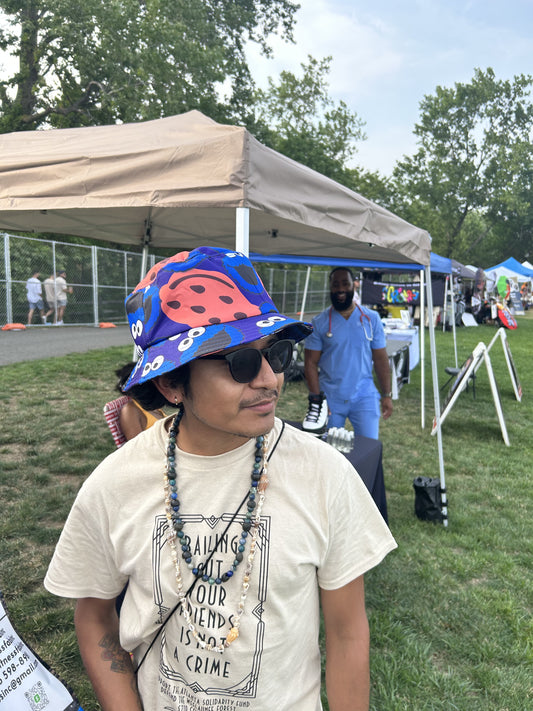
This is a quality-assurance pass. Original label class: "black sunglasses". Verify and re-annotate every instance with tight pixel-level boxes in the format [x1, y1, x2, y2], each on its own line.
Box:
[201, 339, 294, 383]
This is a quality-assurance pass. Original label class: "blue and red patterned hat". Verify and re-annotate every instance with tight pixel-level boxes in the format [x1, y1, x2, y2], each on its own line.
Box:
[123, 246, 312, 389]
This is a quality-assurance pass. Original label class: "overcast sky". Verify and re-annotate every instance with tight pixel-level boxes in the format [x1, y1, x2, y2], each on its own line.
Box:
[246, 0, 533, 176]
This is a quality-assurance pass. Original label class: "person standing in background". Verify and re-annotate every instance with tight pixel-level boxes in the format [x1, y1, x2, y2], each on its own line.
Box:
[43, 272, 57, 324]
[54, 269, 73, 325]
[26, 269, 46, 325]
[303, 267, 393, 439]
[114, 362, 167, 441]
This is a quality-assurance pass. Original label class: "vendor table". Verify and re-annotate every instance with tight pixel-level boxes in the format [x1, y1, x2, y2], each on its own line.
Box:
[386, 339, 410, 399]
[385, 325, 419, 370]
[287, 421, 389, 524]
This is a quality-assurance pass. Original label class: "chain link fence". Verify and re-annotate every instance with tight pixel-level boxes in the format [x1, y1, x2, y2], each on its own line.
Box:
[1, 233, 167, 326]
[257, 265, 330, 319]
[1, 233, 331, 327]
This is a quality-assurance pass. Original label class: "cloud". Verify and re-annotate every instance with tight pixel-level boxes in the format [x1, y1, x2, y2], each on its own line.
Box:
[247, 0, 405, 102]
[247, 1, 533, 175]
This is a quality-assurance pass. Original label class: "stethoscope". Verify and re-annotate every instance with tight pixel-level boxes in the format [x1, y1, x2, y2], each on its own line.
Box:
[326, 304, 373, 341]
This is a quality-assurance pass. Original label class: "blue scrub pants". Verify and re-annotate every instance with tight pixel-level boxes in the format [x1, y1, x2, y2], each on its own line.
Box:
[326, 392, 381, 439]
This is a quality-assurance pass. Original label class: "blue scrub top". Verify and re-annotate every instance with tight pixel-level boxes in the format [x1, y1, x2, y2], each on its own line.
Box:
[305, 305, 386, 404]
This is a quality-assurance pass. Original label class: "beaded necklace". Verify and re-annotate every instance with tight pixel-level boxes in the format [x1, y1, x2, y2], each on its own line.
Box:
[163, 409, 270, 653]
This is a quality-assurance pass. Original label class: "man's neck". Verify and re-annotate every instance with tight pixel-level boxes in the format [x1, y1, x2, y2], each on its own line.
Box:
[165, 414, 257, 456]
[334, 302, 356, 320]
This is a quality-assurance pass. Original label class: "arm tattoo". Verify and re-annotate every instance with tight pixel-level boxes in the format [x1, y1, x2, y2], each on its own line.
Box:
[98, 633, 133, 674]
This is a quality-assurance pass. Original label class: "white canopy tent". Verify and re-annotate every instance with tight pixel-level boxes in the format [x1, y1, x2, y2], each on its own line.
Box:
[0, 110, 447, 523]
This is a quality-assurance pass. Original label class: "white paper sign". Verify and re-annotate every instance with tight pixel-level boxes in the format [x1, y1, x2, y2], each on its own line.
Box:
[0, 596, 81, 710]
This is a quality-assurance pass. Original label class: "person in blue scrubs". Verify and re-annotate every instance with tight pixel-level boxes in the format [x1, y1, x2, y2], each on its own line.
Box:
[304, 267, 393, 439]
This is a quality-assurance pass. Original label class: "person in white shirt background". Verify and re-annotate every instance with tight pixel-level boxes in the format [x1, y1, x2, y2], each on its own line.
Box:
[26, 269, 46, 325]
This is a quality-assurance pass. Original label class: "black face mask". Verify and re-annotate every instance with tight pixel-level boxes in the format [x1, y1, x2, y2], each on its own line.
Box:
[330, 289, 354, 311]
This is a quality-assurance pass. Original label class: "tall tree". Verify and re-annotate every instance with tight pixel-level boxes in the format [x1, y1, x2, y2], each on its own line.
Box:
[250, 56, 396, 206]
[0, 0, 299, 132]
[391, 68, 533, 262]
[251, 56, 366, 183]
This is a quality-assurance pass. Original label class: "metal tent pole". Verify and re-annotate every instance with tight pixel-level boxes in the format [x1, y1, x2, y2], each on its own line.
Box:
[236, 208, 250, 255]
[134, 214, 154, 360]
[451, 276, 458, 368]
[425, 264, 448, 527]
[442, 275, 449, 333]
[299, 266, 311, 321]
[420, 269, 425, 428]
[140, 212, 153, 279]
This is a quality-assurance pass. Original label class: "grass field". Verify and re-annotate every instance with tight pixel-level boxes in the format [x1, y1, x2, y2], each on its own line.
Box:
[0, 316, 531, 710]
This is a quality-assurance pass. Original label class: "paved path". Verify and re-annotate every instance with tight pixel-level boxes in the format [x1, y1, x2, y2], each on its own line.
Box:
[0, 325, 133, 366]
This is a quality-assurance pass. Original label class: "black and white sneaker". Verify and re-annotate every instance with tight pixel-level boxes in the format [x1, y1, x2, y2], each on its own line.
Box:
[302, 392, 328, 434]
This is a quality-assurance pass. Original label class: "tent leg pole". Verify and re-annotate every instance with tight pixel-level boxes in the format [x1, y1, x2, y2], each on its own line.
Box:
[236, 207, 250, 256]
[443, 276, 448, 333]
[299, 266, 311, 321]
[451, 277, 458, 368]
[425, 265, 448, 527]
[140, 245, 149, 279]
[420, 269, 425, 428]
[140, 213, 153, 278]
[134, 216, 153, 360]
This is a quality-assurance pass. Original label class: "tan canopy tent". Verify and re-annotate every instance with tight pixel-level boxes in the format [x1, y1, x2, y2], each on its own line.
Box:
[0, 110, 448, 523]
[0, 110, 430, 266]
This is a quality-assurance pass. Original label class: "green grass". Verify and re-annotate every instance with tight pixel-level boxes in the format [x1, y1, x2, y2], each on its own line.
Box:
[0, 321, 532, 711]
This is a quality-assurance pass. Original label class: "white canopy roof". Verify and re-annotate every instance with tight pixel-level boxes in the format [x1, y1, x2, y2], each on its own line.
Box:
[485, 266, 531, 284]
[0, 111, 430, 265]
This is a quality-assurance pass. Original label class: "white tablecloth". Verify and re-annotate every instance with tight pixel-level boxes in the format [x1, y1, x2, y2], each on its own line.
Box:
[385, 326, 419, 370]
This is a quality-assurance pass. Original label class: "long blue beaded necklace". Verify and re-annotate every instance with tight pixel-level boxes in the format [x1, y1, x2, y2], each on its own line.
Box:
[163, 407, 270, 652]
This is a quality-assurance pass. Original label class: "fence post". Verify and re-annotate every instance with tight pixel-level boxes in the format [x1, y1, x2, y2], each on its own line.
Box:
[91, 245, 99, 326]
[124, 251, 128, 305]
[4, 233, 13, 323]
[295, 270, 301, 314]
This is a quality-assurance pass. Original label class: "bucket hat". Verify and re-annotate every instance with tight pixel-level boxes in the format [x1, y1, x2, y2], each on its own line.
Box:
[124, 246, 312, 389]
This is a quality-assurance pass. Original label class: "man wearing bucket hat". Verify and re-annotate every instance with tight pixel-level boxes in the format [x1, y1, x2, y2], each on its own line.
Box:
[45, 247, 396, 711]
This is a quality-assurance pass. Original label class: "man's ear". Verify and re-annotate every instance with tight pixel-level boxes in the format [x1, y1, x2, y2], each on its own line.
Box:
[153, 374, 183, 405]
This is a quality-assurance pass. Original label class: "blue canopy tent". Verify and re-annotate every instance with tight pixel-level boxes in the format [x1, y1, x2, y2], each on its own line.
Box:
[250, 251, 451, 273]
[251, 251, 453, 431]
[484, 257, 533, 279]
[484, 258, 533, 298]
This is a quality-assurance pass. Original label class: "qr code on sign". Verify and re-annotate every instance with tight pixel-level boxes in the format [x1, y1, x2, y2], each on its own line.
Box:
[24, 681, 49, 710]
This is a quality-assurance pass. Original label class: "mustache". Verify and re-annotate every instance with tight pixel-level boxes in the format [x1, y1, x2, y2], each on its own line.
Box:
[240, 389, 280, 408]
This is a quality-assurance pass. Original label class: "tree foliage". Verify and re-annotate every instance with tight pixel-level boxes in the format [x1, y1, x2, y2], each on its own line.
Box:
[0, 0, 299, 132]
[248, 54, 395, 203]
[251, 55, 366, 183]
[391, 68, 533, 263]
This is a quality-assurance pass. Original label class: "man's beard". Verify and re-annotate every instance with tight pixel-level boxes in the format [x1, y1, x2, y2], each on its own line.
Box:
[330, 289, 354, 311]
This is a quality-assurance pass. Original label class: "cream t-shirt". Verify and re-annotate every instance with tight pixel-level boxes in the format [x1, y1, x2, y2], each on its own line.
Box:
[45, 418, 396, 710]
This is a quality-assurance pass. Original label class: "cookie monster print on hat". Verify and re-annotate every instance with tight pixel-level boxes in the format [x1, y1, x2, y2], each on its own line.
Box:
[123, 246, 313, 389]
